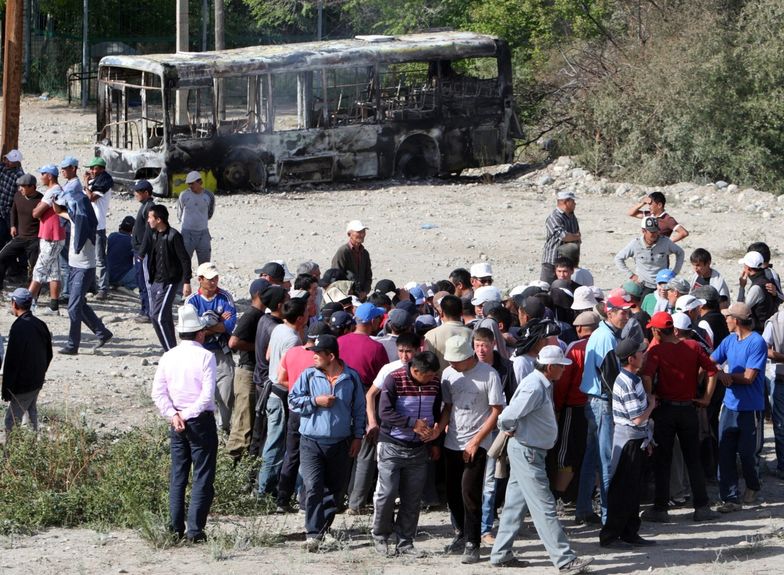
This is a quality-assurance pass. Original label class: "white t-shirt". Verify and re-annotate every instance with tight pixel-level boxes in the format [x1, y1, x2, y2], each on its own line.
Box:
[90, 190, 111, 231]
[373, 359, 404, 389]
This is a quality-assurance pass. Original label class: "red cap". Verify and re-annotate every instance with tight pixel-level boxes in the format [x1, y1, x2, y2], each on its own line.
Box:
[605, 295, 633, 310]
[647, 311, 674, 329]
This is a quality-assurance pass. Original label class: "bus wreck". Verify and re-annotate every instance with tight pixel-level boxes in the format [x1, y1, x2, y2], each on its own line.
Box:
[96, 31, 522, 196]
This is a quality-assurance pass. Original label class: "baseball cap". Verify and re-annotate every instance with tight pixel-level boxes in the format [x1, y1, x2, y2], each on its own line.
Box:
[571, 268, 594, 287]
[641, 216, 659, 232]
[120, 215, 135, 231]
[622, 280, 643, 299]
[615, 337, 646, 360]
[656, 269, 676, 284]
[470, 262, 493, 278]
[329, 310, 355, 331]
[320, 268, 347, 287]
[58, 156, 79, 168]
[272, 260, 295, 282]
[409, 286, 426, 305]
[249, 278, 270, 298]
[133, 179, 153, 192]
[10, 287, 33, 307]
[387, 308, 414, 330]
[722, 302, 752, 320]
[4, 149, 22, 163]
[668, 277, 691, 295]
[38, 165, 58, 177]
[16, 174, 36, 187]
[374, 279, 397, 294]
[692, 285, 720, 304]
[415, 314, 437, 332]
[739, 251, 765, 269]
[672, 312, 692, 330]
[307, 322, 333, 340]
[520, 296, 545, 319]
[185, 170, 202, 184]
[471, 285, 502, 306]
[443, 334, 474, 362]
[647, 311, 674, 329]
[355, 302, 385, 323]
[396, 300, 417, 316]
[87, 157, 106, 168]
[536, 345, 573, 366]
[346, 219, 368, 233]
[260, 286, 287, 309]
[675, 294, 706, 313]
[556, 190, 576, 201]
[311, 334, 339, 355]
[573, 310, 601, 327]
[606, 295, 633, 310]
[256, 262, 285, 281]
[196, 262, 219, 279]
[571, 285, 598, 310]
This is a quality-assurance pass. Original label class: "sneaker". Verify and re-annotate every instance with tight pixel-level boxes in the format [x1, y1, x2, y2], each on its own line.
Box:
[274, 504, 293, 514]
[575, 512, 602, 525]
[58, 347, 78, 355]
[344, 507, 362, 516]
[444, 533, 465, 554]
[461, 542, 480, 564]
[95, 291, 109, 301]
[693, 505, 720, 521]
[560, 557, 595, 573]
[303, 537, 321, 553]
[186, 532, 207, 544]
[668, 496, 689, 508]
[396, 545, 426, 558]
[133, 314, 151, 324]
[93, 333, 113, 352]
[40, 306, 59, 316]
[622, 535, 657, 547]
[491, 557, 530, 568]
[481, 532, 496, 545]
[743, 489, 760, 505]
[640, 508, 670, 523]
[600, 538, 633, 549]
[116, 286, 136, 297]
[716, 500, 742, 514]
[373, 539, 389, 556]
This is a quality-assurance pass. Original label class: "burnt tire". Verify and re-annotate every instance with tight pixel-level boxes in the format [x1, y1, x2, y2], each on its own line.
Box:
[221, 160, 267, 192]
[395, 137, 439, 180]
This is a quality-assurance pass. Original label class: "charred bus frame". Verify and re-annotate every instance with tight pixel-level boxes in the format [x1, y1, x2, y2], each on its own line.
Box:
[96, 31, 522, 196]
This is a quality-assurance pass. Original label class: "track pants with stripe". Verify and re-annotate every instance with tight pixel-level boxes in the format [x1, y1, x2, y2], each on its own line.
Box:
[149, 281, 177, 351]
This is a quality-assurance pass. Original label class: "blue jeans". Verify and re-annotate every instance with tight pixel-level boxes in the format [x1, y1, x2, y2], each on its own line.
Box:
[59, 223, 71, 297]
[169, 411, 218, 539]
[491, 442, 577, 568]
[300, 436, 351, 539]
[134, 256, 149, 315]
[258, 393, 287, 495]
[481, 431, 498, 535]
[770, 377, 784, 473]
[718, 407, 762, 503]
[576, 396, 613, 522]
[66, 266, 112, 351]
[111, 266, 138, 290]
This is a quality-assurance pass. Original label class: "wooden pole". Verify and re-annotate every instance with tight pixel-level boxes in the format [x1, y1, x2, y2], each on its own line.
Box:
[2, 0, 24, 153]
[215, 0, 224, 120]
[175, 0, 189, 125]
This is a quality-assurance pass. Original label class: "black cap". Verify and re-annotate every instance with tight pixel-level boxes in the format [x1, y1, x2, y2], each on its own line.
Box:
[329, 311, 355, 330]
[395, 300, 417, 316]
[374, 279, 397, 294]
[256, 262, 285, 282]
[320, 302, 344, 321]
[120, 215, 135, 231]
[320, 268, 347, 287]
[615, 336, 646, 360]
[16, 173, 36, 187]
[311, 334, 339, 355]
[692, 285, 720, 304]
[249, 278, 270, 298]
[307, 321, 333, 339]
[134, 180, 153, 192]
[260, 286, 287, 309]
[520, 296, 545, 319]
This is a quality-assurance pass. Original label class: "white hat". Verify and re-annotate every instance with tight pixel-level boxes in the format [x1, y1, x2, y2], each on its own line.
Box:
[289, 289, 309, 300]
[509, 284, 527, 297]
[739, 251, 764, 269]
[346, 219, 368, 233]
[672, 312, 692, 330]
[403, 281, 419, 291]
[196, 261, 219, 279]
[675, 294, 706, 313]
[177, 304, 207, 333]
[4, 149, 22, 163]
[273, 259, 295, 281]
[571, 268, 594, 287]
[470, 262, 493, 278]
[571, 285, 599, 310]
[536, 345, 573, 366]
[185, 170, 202, 184]
[556, 190, 576, 201]
[528, 280, 550, 291]
[471, 285, 502, 306]
[443, 334, 474, 363]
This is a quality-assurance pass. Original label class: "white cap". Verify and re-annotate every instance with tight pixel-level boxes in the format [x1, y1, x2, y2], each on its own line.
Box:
[346, 219, 368, 233]
[443, 335, 474, 362]
[739, 251, 764, 269]
[272, 259, 295, 281]
[470, 262, 493, 278]
[4, 149, 22, 163]
[571, 268, 594, 287]
[676, 294, 706, 313]
[471, 285, 502, 306]
[536, 345, 573, 366]
[571, 285, 598, 310]
[672, 312, 692, 330]
[509, 284, 527, 297]
[177, 304, 207, 333]
[185, 170, 202, 184]
[528, 280, 550, 291]
[195, 262, 219, 279]
[404, 281, 419, 291]
[556, 190, 576, 201]
[289, 289, 309, 300]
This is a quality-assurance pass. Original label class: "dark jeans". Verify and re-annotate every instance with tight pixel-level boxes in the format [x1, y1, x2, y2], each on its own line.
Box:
[94, 229, 108, 293]
[300, 436, 351, 539]
[0, 236, 38, 288]
[347, 435, 377, 510]
[651, 403, 709, 510]
[444, 446, 487, 546]
[169, 411, 218, 539]
[276, 411, 302, 507]
[149, 281, 177, 351]
[134, 256, 149, 316]
[600, 438, 646, 545]
[718, 407, 763, 503]
[66, 266, 112, 351]
[771, 377, 784, 473]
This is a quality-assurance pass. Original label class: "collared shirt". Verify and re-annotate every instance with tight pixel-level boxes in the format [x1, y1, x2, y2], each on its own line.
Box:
[541, 207, 579, 265]
[498, 369, 558, 450]
[612, 368, 649, 431]
[580, 320, 621, 398]
[0, 165, 23, 222]
[152, 340, 216, 421]
[614, 235, 684, 288]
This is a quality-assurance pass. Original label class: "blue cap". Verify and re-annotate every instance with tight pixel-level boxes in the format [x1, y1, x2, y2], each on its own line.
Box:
[58, 156, 79, 168]
[134, 179, 153, 192]
[38, 165, 58, 176]
[655, 269, 676, 284]
[249, 278, 270, 298]
[409, 286, 426, 305]
[355, 302, 385, 323]
[329, 311, 355, 330]
[10, 287, 33, 307]
[396, 300, 417, 316]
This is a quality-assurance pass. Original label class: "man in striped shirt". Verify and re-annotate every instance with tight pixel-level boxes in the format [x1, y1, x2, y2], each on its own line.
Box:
[541, 190, 581, 283]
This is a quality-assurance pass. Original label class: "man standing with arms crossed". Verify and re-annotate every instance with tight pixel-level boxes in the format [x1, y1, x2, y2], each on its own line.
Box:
[177, 171, 215, 266]
[82, 157, 113, 300]
[541, 190, 581, 284]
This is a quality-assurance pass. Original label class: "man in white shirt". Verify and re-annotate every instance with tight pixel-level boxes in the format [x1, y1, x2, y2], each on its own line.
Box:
[83, 157, 112, 300]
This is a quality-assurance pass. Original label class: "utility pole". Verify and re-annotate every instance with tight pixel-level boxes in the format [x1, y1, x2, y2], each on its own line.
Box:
[175, 0, 188, 125]
[214, 0, 224, 120]
[202, 0, 209, 51]
[1, 0, 23, 152]
[317, 0, 323, 40]
[81, 0, 89, 107]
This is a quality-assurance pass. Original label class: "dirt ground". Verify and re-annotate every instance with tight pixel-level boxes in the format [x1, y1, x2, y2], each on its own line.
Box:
[0, 96, 783, 574]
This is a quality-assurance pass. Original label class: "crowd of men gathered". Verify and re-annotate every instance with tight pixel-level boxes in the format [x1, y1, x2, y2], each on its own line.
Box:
[3, 152, 784, 573]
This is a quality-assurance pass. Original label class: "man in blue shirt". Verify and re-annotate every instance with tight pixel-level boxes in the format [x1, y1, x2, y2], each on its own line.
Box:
[107, 216, 136, 290]
[289, 334, 366, 551]
[710, 302, 767, 512]
[185, 262, 237, 433]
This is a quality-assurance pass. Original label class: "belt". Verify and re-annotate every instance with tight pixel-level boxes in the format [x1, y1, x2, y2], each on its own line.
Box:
[660, 400, 694, 407]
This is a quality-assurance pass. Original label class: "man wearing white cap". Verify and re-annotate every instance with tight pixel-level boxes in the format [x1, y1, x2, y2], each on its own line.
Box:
[491, 345, 593, 573]
[151, 304, 218, 543]
[541, 190, 581, 284]
[0, 149, 24, 246]
[737, 251, 779, 333]
[331, 220, 372, 298]
[177, 171, 215, 266]
[469, 262, 493, 289]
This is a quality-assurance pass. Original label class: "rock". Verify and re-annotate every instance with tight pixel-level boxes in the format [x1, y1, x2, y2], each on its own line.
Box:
[554, 156, 574, 169]
[141, 358, 149, 366]
[727, 184, 738, 194]
[762, 211, 772, 219]
[537, 175, 554, 186]
[715, 180, 729, 189]
[571, 168, 588, 179]
[615, 183, 631, 196]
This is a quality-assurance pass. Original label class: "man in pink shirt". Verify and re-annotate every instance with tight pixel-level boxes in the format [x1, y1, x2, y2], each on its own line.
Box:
[151, 304, 217, 544]
[29, 165, 65, 314]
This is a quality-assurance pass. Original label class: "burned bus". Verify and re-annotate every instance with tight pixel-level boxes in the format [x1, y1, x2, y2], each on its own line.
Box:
[96, 31, 522, 196]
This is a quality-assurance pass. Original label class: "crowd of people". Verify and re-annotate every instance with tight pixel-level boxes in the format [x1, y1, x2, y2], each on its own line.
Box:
[1, 153, 783, 572]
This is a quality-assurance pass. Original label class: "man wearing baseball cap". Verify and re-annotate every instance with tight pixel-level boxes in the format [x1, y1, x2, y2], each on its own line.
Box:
[541, 190, 581, 284]
[0, 149, 24, 246]
[331, 219, 372, 299]
[0, 174, 42, 291]
[491, 345, 593, 573]
[177, 171, 215, 266]
[83, 157, 113, 300]
[131, 180, 155, 323]
[469, 262, 493, 289]
[710, 302, 768, 512]
[641, 268, 675, 316]
[737, 250, 779, 333]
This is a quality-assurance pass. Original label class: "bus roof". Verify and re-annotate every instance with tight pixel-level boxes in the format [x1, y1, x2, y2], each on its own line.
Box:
[99, 31, 503, 87]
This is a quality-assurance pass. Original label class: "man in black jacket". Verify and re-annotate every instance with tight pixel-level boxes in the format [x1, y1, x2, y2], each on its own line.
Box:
[2, 288, 53, 432]
[142, 205, 191, 351]
[131, 180, 155, 323]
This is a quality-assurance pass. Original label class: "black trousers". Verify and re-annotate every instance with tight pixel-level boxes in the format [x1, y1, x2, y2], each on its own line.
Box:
[0, 237, 38, 288]
[652, 403, 709, 510]
[445, 446, 487, 546]
[276, 411, 302, 507]
[600, 438, 646, 545]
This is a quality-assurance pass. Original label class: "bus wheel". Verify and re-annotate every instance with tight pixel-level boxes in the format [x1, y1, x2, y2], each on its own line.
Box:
[221, 161, 248, 190]
[395, 137, 439, 179]
[247, 162, 267, 192]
